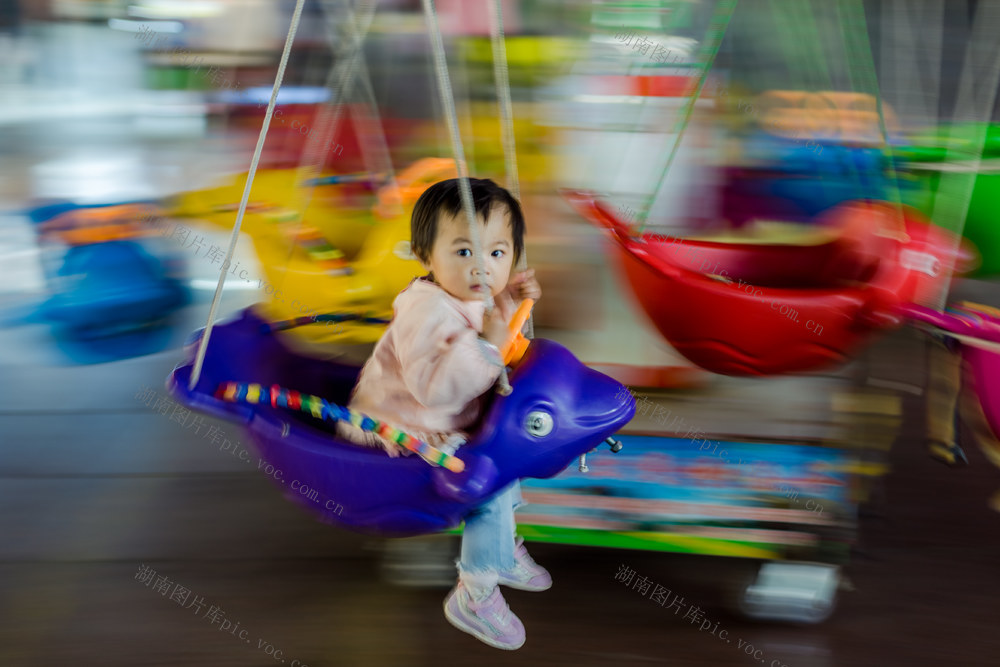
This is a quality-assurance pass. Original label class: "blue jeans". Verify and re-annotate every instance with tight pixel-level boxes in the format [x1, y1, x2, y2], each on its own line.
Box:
[457, 480, 524, 579]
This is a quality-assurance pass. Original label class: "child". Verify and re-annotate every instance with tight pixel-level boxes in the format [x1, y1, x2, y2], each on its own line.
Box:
[336, 178, 548, 650]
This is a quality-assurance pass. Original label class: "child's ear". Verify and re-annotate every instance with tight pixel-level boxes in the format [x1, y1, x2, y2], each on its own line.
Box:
[411, 248, 429, 271]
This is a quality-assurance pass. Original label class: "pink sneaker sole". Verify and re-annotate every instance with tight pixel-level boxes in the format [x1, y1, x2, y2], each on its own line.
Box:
[443, 585, 525, 650]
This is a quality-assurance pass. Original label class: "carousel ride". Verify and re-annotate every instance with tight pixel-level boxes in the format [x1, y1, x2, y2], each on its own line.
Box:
[559, 0, 1000, 439]
[545, 0, 1000, 623]
[19, 200, 189, 362]
[157, 0, 1000, 626]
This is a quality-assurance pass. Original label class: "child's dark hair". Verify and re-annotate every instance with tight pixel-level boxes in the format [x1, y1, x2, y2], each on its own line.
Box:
[410, 178, 525, 265]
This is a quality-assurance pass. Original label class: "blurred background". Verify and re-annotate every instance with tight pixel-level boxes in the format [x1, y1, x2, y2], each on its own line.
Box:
[2, 0, 1000, 665]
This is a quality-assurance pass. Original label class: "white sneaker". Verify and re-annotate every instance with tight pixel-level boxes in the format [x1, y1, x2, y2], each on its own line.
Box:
[497, 538, 552, 592]
[444, 582, 525, 650]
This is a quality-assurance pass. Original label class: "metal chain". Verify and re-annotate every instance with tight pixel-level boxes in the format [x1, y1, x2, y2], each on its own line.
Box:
[635, 0, 738, 237]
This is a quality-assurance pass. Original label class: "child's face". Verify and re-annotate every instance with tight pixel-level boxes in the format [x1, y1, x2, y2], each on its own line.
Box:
[420, 205, 515, 303]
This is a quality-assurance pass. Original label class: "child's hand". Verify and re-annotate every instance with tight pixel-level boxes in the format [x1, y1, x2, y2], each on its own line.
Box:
[506, 268, 541, 302]
[482, 306, 510, 350]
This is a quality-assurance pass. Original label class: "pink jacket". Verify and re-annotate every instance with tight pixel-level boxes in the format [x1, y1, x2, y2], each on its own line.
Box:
[336, 276, 518, 454]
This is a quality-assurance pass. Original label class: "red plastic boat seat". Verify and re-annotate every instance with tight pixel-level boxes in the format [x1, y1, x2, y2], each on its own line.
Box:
[563, 191, 970, 376]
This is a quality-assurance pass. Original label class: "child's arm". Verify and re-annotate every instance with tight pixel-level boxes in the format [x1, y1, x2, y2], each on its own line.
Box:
[395, 307, 505, 409]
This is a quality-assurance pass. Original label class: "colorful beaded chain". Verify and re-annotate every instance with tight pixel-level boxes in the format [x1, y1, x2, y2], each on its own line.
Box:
[215, 382, 464, 473]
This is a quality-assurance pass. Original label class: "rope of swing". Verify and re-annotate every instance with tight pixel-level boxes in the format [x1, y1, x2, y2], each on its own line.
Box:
[189, 0, 308, 391]
[293, 0, 399, 220]
[486, 0, 534, 338]
[267, 0, 384, 293]
[635, 0, 738, 237]
[421, 0, 513, 395]
[837, 0, 902, 214]
[922, 0, 1000, 310]
[759, 0, 899, 234]
[845, 0, 1000, 312]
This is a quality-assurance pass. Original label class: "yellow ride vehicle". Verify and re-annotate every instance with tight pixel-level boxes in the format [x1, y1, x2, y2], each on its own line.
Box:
[170, 158, 458, 346]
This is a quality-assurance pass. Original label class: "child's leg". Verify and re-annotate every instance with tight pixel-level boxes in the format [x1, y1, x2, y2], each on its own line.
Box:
[509, 479, 526, 517]
[926, 334, 967, 465]
[444, 482, 532, 650]
[456, 481, 519, 598]
[497, 480, 552, 591]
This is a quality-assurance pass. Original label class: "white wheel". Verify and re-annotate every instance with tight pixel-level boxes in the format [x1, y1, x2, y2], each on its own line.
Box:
[738, 561, 839, 624]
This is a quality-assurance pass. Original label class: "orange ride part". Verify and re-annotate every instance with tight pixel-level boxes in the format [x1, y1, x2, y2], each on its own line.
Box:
[562, 191, 968, 376]
[374, 158, 459, 220]
[58, 224, 139, 245]
[500, 298, 534, 366]
[754, 90, 901, 143]
[41, 203, 162, 245]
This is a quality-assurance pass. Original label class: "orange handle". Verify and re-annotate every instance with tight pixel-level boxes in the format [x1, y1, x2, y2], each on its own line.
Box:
[499, 298, 534, 366]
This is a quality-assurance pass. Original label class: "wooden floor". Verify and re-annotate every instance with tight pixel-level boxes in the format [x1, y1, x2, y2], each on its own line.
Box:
[3, 315, 1000, 666]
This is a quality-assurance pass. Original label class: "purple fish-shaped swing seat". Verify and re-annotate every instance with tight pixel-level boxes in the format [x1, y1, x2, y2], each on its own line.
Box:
[168, 306, 636, 537]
